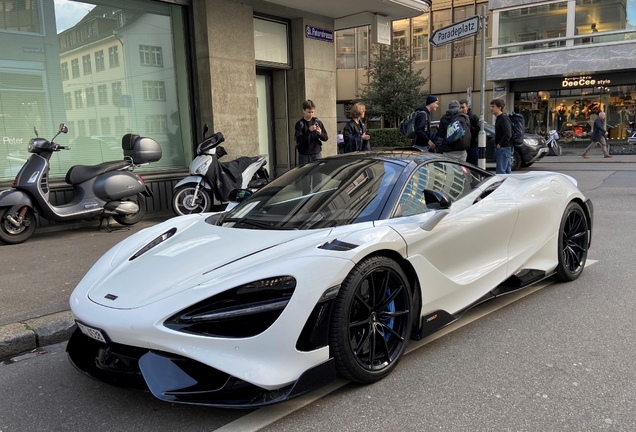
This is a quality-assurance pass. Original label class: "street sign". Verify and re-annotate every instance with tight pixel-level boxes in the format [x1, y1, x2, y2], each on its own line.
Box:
[429, 15, 480, 47]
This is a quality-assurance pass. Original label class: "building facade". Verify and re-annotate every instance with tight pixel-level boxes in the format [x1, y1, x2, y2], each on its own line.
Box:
[487, 0, 636, 142]
[0, 0, 431, 221]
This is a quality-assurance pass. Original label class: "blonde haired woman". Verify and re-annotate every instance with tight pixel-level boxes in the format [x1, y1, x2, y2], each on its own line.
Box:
[343, 103, 371, 153]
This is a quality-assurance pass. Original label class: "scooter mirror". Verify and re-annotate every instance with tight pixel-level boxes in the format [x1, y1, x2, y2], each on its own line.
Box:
[59, 123, 68, 134]
[202, 124, 209, 140]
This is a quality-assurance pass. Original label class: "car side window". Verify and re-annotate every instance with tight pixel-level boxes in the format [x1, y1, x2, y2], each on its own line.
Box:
[396, 161, 477, 217]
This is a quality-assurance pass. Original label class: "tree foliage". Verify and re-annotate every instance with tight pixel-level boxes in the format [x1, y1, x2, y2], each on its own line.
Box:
[358, 46, 428, 127]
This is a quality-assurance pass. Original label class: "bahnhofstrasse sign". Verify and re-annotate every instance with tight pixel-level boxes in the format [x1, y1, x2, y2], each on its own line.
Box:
[562, 76, 611, 87]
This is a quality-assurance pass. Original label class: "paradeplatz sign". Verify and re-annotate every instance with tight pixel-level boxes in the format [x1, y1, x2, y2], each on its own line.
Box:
[429, 15, 480, 47]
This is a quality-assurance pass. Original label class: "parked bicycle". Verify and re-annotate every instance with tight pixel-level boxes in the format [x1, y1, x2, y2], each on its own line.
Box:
[546, 130, 562, 156]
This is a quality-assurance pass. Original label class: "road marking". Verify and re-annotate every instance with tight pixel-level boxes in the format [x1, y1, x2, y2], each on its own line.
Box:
[214, 260, 598, 432]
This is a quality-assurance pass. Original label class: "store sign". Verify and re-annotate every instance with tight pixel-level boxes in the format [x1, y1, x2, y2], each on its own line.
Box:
[3, 136, 24, 146]
[562, 76, 611, 88]
[429, 15, 480, 47]
[305, 26, 334, 43]
[494, 86, 506, 91]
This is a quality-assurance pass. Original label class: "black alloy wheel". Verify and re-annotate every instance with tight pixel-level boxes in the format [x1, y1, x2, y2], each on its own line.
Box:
[113, 193, 146, 225]
[555, 201, 589, 281]
[0, 207, 37, 245]
[330, 255, 412, 383]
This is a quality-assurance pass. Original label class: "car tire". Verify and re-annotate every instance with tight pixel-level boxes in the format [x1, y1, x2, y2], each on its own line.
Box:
[511, 149, 522, 171]
[0, 207, 37, 244]
[113, 193, 146, 225]
[330, 255, 412, 384]
[172, 185, 212, 216]
[555, 201, 589, 282]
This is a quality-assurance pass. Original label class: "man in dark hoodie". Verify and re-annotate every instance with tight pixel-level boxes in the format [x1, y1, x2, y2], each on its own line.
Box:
[459, 99, 480, 165]
[414, 95, 439, 151]
[437, 100, 471, 161]
[294, 99, 329, 165]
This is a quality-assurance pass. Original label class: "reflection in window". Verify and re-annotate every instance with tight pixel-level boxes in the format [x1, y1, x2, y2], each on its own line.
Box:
[95, 50, 105, 71]
[575, 0, 636, 45]
[432, 10, 452, 61]
[453, 6, 475, 58]
[108, 45, 119, 68]
[392, 19, 410, 53]
[82, 54, 92, 75]
[356, 27, 368, 68]
[140, 45, 163, 66]
[64, 92, 72, 110]
[412, 15, 429, 61]
[85, 87, 95, 107]
[71, 59, 80, 78]
[336, 29, 355, 70]
[498, 2, 568, 54]
[97, 84, 107, 105]
[61, 62, 69, 81]
[143, 81, 166, 101]
[74, 89, 83, 108]
[0, 0, 42, 33]
[101, 117, 111, 135]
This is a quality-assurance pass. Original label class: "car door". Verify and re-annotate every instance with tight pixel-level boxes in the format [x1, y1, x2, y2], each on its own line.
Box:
[382, 161, 519, 315]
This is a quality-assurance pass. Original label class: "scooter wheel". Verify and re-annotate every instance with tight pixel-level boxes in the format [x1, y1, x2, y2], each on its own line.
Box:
[172, 185, 212, 216]
[0, 207, 37, 245]
[113, 193, 146, 226]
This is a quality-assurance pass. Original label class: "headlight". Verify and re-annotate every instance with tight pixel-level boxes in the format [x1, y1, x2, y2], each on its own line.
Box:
[164, 276, 297, 338]
[523, 138, 539, 147]
[194, 159, 211, 175]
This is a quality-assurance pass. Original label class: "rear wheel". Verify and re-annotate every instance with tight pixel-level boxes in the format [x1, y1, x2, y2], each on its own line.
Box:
[555, 202, 589, 281]
[330, 255, 412, 383]
[0, 207, 37, 244]
[172, 185, 212, 216]
[113, 193, 146, 226]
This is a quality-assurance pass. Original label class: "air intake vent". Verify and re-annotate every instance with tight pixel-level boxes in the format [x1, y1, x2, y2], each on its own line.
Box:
[40, 172, 49, 194]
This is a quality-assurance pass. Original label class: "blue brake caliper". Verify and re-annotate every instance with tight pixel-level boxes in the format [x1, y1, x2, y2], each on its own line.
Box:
[385, 288, 395, 342]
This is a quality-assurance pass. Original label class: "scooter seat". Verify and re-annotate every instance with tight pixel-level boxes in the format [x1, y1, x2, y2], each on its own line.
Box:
[65, 160, 131, 185]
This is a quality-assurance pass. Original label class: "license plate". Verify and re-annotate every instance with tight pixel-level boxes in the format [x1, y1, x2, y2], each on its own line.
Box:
[76, 321, 108, 344]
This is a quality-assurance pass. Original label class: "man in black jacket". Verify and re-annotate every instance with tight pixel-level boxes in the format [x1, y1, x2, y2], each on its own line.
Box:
[414, 95, 439, 151]
[294, 99, 329, 165]
[582, 111, 612, 158]
[490, 98, 513, 174]
[460, 99, 480, 165]
[437, 100, 471, 161]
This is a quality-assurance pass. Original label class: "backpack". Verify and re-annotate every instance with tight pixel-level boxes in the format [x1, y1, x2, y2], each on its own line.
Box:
[445, 112, 470, 151]
[399, 110, 423, 139]
[509, 112, 525, 146]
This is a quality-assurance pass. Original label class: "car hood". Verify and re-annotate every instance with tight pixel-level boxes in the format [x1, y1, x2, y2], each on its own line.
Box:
[85, 216, 331, 309]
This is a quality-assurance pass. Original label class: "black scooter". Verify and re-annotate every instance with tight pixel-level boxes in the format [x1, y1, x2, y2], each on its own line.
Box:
[0, 123, 162, 245]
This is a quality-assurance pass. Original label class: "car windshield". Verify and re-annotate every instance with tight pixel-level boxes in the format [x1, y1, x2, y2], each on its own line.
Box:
[218, 157, 404, 230]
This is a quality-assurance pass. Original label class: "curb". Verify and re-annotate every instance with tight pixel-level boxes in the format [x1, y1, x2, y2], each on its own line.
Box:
[0, 310, 75, 361]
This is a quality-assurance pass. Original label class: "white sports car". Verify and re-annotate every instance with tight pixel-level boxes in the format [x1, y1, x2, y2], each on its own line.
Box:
[67, 150, 593, 407]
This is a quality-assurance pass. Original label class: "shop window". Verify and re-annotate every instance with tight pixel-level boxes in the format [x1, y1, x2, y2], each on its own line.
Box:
[432, 9, 452, 61]
[412, 14, 429, 62]
[0, 0, 190, 181]
[336, 29, 355, 70]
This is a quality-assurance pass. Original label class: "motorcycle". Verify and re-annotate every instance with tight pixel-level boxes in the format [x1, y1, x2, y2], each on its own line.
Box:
[0, 123, 162, 245]
[171, 125, 268, 215]
[546, 129, 562, 156]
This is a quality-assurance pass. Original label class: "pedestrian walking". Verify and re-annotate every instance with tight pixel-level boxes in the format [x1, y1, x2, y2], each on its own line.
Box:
[459, 99, 480, 165]
[343, 102, 371, 153]
[414, 95, 439, 151]
[437, 100, 471, 162]
[582, 111, 612, 158]
[294, 99, 328, 165]
[490, 98, 513, 174]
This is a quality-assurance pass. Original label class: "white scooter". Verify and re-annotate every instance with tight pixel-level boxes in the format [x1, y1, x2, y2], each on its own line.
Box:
[171, 126, 268, 216]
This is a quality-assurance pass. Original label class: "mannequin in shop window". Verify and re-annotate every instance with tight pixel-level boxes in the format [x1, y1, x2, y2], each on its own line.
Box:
[556, 103, 567, 131]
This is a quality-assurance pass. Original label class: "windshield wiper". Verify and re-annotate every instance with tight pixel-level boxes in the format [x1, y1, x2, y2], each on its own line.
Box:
[221, 217, 284, 230]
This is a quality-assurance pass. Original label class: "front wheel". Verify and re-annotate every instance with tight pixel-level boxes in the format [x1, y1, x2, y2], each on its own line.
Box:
[511, 149, 522, 171]
[555, 202, 589, 281]
[330, 255, 412, 384]
[113, 193, 146, 226]
[172, 185, 212, 216]
[0, 207, 37, 245]
[549, 140, 563, 156]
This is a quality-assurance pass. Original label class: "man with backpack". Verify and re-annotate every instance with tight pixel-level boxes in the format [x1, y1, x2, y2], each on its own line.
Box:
[459, 99, 480, 165]
[490, 98, 513, 174]
[413, 95, 439, 150]
[437, 100, 471, 161]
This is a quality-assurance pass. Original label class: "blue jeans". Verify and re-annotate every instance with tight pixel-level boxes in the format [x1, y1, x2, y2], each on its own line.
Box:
[467, 147, 479, 165]
[495, 146, 512, 174]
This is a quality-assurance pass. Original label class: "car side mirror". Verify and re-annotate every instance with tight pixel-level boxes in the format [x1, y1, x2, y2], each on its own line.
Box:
[423, 189, 451, 210]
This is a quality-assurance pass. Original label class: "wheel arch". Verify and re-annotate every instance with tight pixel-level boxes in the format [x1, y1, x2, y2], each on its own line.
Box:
[570, 196, 593, 248]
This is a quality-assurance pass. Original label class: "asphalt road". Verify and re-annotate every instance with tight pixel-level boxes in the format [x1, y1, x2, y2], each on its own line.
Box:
[2, 156, 636, 431]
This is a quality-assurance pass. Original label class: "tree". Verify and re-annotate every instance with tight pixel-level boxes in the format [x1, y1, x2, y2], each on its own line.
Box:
[358, 46, 428, 127]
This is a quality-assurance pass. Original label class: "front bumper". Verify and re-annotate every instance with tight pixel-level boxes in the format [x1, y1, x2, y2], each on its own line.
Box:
[523, 145, 549, 164]
[66, 328, 336, 408]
